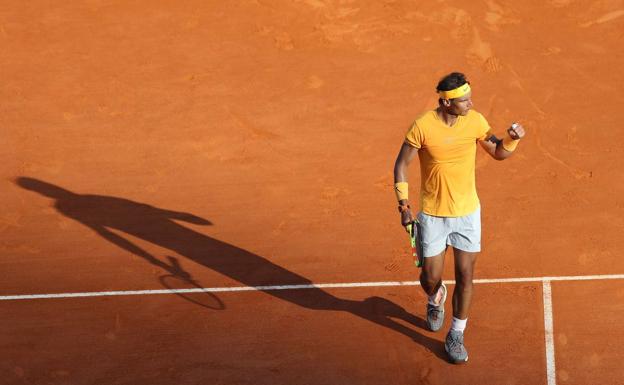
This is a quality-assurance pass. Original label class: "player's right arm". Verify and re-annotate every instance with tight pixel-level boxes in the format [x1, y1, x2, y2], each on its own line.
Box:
[393, 142, 419, 226]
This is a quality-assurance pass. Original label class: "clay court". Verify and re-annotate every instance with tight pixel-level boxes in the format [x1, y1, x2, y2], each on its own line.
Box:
[2, 1, 624, 384]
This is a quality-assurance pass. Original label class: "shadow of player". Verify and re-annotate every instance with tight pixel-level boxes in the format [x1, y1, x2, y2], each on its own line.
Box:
[16, 176, 446, 360]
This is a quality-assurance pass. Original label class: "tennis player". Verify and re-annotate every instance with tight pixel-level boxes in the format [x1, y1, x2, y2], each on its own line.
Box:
[393, 72, 525, 364]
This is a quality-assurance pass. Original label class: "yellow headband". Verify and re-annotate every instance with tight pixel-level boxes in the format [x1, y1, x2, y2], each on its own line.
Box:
[438, 83, 471, 100]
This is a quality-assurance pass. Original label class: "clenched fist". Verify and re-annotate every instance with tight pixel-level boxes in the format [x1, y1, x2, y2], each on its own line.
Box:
[508, 122, 526, 140]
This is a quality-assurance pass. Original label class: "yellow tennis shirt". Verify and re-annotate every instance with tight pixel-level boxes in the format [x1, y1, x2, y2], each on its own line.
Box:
[405, 109, 491, 217]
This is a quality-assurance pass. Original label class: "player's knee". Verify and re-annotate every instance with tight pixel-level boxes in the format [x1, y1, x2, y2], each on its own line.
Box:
[420, 272, 441, 291]
[455, 268, 474, 286]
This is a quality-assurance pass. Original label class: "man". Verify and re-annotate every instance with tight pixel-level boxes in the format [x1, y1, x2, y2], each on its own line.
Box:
[393, 72, 525, 364]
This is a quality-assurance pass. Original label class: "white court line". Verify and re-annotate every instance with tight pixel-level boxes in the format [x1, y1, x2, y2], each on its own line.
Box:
[542, 280, 556, 385]
[1, 273, 623, 301]
[3, 274, 622, 385]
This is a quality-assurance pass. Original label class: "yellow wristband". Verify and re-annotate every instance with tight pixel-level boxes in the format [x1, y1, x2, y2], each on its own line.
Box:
[394, 182, 408, 201]
[502, 136, 520, 152]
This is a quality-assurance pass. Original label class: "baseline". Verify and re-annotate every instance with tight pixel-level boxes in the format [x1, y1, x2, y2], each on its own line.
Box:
[1, 273, 622, 301]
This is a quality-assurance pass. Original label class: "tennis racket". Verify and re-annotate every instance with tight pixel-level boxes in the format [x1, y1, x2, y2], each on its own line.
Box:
[405, 220, 423, 267]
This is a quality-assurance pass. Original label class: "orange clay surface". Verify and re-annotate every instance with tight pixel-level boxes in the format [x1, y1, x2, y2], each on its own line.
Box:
[2, 1, 624, 384]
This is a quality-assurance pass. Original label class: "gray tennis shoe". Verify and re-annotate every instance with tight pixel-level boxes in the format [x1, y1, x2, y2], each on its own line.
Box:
[445, 329, 469, 364]
[426, 282, 447, 332]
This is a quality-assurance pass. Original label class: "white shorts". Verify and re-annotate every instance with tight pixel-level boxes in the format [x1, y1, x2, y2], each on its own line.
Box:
[417, 207, 481, 258]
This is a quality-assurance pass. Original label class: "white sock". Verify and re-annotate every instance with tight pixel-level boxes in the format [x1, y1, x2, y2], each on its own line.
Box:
[428, 285, 443, 306]
[451, 317, 467, 332]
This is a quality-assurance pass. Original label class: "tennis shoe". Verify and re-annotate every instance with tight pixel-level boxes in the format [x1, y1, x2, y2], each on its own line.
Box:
[445, 329, 468, 364]
[426, 283, 447, 332]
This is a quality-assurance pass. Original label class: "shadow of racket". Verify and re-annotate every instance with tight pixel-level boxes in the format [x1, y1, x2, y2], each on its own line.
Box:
[158, 256, 225, 310]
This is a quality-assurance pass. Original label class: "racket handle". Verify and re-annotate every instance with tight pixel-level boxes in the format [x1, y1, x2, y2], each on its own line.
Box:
[411, 220, 423, 268]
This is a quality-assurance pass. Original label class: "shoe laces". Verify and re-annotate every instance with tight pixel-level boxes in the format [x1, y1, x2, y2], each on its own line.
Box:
[427, 304, 442, 319]
[447, 332, 464, 352]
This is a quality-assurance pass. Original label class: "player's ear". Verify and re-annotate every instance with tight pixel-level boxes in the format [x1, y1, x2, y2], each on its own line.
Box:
[441, 98, 451, 107]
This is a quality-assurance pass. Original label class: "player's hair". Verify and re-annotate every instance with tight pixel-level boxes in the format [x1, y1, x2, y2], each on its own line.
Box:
[436, 72, 469, 92]
[436, 72, 470, 104]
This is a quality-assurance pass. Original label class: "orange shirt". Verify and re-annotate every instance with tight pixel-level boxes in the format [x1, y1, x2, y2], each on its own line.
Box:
[405, 109, 491, 217]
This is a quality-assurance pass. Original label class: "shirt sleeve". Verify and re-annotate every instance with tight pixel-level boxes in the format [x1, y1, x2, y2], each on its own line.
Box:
[405, 121, 422, 148]
[476, 113, 492, 141]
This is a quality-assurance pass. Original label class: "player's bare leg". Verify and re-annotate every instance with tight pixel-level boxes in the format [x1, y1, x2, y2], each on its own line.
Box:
[451, 248, 477, 319]
[419, 248, 445, 296]
[420, 249, 447, 331]
[445, 248, 477, 364]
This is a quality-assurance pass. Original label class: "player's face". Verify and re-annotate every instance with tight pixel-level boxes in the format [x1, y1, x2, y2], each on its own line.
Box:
[450, 91, 473, 116]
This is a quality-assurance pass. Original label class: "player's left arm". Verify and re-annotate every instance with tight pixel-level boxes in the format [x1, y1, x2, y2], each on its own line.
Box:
[478, 123, 526, 160]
